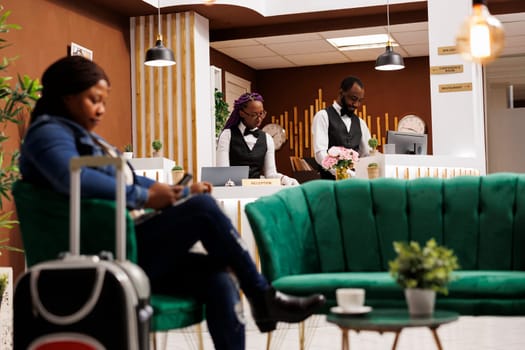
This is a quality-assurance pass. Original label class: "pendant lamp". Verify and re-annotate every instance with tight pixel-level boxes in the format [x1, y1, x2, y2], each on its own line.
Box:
[456, 0, 505, 65]
[145, 0, 176, 67]
[375, 0, 405, 71]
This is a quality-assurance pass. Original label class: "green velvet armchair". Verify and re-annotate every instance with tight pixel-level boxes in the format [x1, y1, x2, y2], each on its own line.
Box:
[12, 180, 205, 349]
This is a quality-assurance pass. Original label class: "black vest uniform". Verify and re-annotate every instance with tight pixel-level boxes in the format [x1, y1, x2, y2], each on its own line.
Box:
[229, 127, 267, 179]
[319, 106, 362, 179]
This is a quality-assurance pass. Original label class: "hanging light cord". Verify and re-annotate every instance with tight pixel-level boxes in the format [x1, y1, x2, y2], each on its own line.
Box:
[157, 0, 161, 39]
[386, 0, 391, 45]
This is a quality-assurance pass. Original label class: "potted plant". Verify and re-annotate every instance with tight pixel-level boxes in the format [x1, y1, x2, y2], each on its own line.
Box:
[389, 238, 459, 317]
[122, 144, 133, 160]
[368, 137, 379, 155]
[152, 139, 162, 157]
[171, 165, 184, 184]
[367, 162, 380, 179]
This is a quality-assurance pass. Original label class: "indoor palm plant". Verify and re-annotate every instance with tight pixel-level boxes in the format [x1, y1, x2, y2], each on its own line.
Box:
[0, 6, 41, 306]
[214, 89, 229, 138]
[389, 238, 459, 317]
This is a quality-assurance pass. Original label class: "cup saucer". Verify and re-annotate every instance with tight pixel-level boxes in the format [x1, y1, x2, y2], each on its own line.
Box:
[330, 305, 373, 315]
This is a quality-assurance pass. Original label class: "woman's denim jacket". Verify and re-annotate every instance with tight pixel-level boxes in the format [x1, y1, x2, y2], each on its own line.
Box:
[20, 115, 154, 209]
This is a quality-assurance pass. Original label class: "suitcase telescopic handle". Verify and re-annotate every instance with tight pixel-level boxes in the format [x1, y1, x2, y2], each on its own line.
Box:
[70, 156, 127, 261]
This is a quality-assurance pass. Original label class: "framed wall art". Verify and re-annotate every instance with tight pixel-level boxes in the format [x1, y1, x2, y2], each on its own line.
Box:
[70, 42, 93, 60]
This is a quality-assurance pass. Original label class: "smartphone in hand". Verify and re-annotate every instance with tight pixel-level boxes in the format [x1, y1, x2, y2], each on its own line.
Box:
[177, 173, 193, 186]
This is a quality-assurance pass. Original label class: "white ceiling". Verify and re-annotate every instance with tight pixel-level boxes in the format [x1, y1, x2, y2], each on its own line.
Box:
[211, 12, 525, 70]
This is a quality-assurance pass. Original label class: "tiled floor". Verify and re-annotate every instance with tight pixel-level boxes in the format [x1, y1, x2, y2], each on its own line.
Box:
[161, 306, 525, 350]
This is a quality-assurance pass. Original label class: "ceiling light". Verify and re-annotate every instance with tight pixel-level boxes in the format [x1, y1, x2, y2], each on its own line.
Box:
[375, 0, 405, 71]
[327, 34, 399, 51]
[456, 0, 505, 65]
[145, 0, 176, 67]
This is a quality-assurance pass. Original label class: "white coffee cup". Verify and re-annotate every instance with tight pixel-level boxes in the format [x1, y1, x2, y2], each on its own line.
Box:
[336, 288, 365, 311]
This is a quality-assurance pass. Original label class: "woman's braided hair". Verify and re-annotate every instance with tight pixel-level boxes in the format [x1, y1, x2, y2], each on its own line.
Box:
[223, 92, 264, 130]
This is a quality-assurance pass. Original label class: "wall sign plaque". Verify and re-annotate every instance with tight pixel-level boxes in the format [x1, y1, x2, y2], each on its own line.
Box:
[430, 65, 464, 74]
[439, 83, 472, 93]
[438, 46, 458, 55]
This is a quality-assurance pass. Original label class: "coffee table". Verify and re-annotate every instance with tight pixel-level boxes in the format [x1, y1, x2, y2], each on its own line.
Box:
[326, 308, 459, 350]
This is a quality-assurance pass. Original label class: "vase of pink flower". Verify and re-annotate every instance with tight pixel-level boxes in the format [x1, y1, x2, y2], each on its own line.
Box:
[322, 146, 360, 180]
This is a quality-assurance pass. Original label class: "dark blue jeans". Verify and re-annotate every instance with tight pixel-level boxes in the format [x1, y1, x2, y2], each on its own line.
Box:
[135, 194, 268, 350]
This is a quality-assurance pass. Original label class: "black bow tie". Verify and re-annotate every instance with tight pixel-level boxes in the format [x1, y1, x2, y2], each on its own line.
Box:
[340, 105, 352, 117]
[244, 128, 260, 138]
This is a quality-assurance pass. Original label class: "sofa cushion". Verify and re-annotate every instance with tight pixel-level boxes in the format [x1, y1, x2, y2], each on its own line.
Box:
[448, 271, 525, 298]
[271, 272, 401, 300]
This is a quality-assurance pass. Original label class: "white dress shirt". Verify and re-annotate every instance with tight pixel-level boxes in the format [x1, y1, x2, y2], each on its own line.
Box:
[312, 102, 371, 167]
[216, 123, 281, 179]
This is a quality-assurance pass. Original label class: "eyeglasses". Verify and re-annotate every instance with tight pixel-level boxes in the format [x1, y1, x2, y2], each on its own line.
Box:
[242, 110, 267, 119]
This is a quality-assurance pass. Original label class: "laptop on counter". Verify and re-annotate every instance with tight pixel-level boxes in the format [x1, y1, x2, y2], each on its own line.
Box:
[201, 166, 249, 187]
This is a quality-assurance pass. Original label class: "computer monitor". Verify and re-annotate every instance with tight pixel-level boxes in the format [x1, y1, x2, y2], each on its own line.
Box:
[386, 130, 428, 155]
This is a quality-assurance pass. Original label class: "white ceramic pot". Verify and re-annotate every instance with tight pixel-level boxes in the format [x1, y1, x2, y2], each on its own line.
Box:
[404, 288, 436, 317]
[122, 152, 133, 160]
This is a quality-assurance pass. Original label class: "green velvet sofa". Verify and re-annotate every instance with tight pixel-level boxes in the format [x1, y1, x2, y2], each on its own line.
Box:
[245, 173, 525, 316]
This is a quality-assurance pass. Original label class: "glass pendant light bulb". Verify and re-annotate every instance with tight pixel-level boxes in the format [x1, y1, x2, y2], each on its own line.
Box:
[456, 0, 505, 65]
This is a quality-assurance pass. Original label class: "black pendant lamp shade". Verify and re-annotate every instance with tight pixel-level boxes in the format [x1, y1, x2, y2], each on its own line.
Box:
[375, 44, 405, 71]
[375, 0, 405, 71]
[145, 35, 176, 67]
[144, 0, 176, 67]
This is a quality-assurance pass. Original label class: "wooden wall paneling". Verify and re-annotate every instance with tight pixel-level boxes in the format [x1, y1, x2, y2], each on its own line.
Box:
[161, 16, 170, 162]
[133, 17, 143, 157]
[304, 109, 309, 149]
[180, 14, 188, 170]
[170, 13, 179, 165]
[144, 15, 153, 158]
[189, 13, 198, 177]
[284, 111, 289, 141]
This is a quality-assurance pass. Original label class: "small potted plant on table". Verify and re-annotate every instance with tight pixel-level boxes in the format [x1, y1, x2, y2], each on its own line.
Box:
[389, 238, 459, 317]
[122, 144, 133, 160]
[367, 162, 380, 179]
[152, 140, 163, 157]
[368, 137, 379, 155]
[171, 165, 185, 184]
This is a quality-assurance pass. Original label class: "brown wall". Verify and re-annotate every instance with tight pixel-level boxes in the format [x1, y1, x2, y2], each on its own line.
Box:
[1, 0, 132, 279]
[257, 57, 432, 174]
[210, 53, 431, 176]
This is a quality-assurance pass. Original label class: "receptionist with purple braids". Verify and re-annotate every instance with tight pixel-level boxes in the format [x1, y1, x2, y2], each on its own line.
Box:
[216, 92, 299, 186]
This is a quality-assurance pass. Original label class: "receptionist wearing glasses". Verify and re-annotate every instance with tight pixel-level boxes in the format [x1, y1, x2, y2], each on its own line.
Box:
[216, 92, 299, 186]
[312, 76, 372, 180]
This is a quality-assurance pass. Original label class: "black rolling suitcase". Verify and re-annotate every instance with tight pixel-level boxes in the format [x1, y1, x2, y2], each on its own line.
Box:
[14, 156, 153, 350]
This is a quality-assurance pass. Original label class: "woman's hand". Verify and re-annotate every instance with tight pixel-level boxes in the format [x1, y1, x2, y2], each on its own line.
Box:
[144, 182, 177, 209]
[189, 181, 213, 194]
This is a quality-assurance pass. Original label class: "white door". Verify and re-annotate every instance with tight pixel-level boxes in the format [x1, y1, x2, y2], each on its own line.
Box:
[225, 72, 252, 113]
[485, 55, 525, 173]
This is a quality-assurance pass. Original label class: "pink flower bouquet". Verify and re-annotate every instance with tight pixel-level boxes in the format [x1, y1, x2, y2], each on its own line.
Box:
[322, 146, 359, 171]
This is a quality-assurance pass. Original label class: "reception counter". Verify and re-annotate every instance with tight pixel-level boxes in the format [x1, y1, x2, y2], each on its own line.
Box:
[130, 155, 483, 264]
[354, 153, 483, 179]
[211, 186, 284, 266]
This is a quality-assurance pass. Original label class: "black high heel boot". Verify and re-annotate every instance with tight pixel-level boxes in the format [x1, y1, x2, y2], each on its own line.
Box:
[249, 288, 326, 332]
